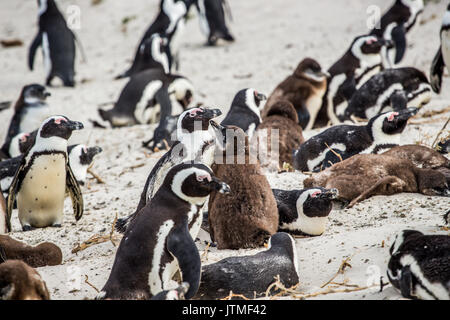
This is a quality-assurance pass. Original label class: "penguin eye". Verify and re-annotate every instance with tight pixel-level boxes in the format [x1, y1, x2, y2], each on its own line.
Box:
[311, 191, 321, 198]
[54, 117, 66, 124]
[387, 112, 399, 122]
[197, 174, 211, 182]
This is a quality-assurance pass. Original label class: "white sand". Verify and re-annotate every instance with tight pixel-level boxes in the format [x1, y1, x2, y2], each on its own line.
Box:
[0, 0, 449, 300]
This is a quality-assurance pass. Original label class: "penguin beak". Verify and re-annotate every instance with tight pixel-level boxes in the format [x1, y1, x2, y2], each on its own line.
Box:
[202, 108, 222, 120]
[211, 177, 231, 194]
[65, 120, 84, 131]
[396, 107, 418, 121]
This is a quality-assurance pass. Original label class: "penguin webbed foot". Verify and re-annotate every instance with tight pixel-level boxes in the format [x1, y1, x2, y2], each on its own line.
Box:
[22, 225, 35, 232]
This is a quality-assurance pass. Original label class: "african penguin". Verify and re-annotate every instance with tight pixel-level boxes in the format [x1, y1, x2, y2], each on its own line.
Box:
[195, 232, 300, 300]
[293, 108, 418, 172]
[29, 0, 79, 87]
[99, 163, 230, 300]
[151, 282, 189, 300]
[0, 84, 51, 159]
[0, 193, 6, 235]
[370, 0, 424, 68]
[99, 69, 194, 127]
[196, 0, 234, 46]
[0, 260, 50, 300]
[272, 187, 338, 236]
[344, 67, 431, 121]
[221, 88, 267, 139]
[316, 35, 390, 127]
[67, 145, 103, 186]
[5, 116, 84, 232]
[115, 107, 222, 233]
[264, 58, 329, 130]
[387, 230, 449, 300]
[430, 3, 450, 93]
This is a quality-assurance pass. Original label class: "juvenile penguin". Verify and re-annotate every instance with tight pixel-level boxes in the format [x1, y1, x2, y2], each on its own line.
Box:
[387, 230, 450, 300]
[430, 4, 450, 94]
[255, 100, 304, 170]
[196, 0, 234, 46]
[0, 193, 6, 235]
[0, 260, 50, 300]
[344, 67, 431, 121]
[6, 116, 84, 231]
[99, 163, 230, 300]
[316, 35, 389, 127]
[272, 187, 338, 236]
[303, 154, 449, 207]
[195, 233, 300, 300]
[29, 0, 79, 87]
[99, 69, 194, 127]
[0, 84, 51, 159]
[264, 58, 329, 130]
[67, 144, 103, 185]
[208, 125, 279, 249]
[293, 108, 418, 172]
[0, 235, 62, 268]
[115, 107, 222, 233]
[221, 88, 267, 138]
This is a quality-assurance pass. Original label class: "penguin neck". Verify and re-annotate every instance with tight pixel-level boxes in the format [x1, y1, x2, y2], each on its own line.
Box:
[29, 136, 68, 157]
[151, 40, 169, 73]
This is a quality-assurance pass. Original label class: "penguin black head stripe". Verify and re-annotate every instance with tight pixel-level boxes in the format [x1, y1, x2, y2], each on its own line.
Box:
[369, 107, 418, 140]
[18, 84, 50, 107]
[178, 107, 222, 135]
[389, 229, 424, 256]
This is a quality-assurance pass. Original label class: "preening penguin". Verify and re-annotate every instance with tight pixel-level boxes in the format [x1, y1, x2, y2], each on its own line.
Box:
[99, 69, 194, 127]
[208, 125, 279, 249]
[0, 84, 51, 159]
[430, 4, 450, 93]
[273, 187, 338, 236]
[195, 233, 300, 300]
[221, 88, 267, 138]
[196, 0, 234, 46]
[387, 230, 450, 300]
[29, 0, 79, 87]
[6, 116, 84, 232]
[100, 163, 230, 300]
[263, 58, 329, 130]
[293, 108, 418, 172]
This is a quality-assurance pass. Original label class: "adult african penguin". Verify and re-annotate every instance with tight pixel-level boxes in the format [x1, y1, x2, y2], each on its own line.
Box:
[316, 35, 390, 127]
[115, 107, 222, 233]
[195, 233, 300, 300]
[370, 0, 424, 68]
[430, 4, 450, 94]
[99, 163, 230, 300]
[344, 67, 431, 121]
[272, 187, 338, 236]
[195, 0, 234, 46]
[387, 230, 450, 300]
[293, 108, 418, 172]
[0, 84, 51, 159]
[221, 88, 267, 138]
[5, 116, 84, 232]
[29, 0, 80, 87]
[99, 69, 194, 127]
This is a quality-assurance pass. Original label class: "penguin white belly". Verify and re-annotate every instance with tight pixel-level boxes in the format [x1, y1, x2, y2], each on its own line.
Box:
[442, 30, 450, 74]
[17, 154, 66, 228]
[42, 32, 52, 77]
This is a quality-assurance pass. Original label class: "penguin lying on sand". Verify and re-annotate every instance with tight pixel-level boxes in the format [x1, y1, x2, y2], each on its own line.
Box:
[272, 187, 338, 236]
[0, 260, 50, 300]
[430, 4, 450, 94]
[293, 108, 418, 172]
[264, 58, 329, 130]
[195, 233, 299, 300]
[99, 163, 230, 300]
[196, 0, 234, 46]
[6, 116, 84, 232]
[304, 153, 449, 208]
[387, 230, 450, 300]
[0, 84, 51, 159]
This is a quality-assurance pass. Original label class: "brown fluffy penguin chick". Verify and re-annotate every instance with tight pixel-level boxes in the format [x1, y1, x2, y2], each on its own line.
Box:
[0, 192, 6, 235]
[0, 260, 50, 300]
[256, 100, 305, 170]
[208, 125, 279, 249]
[0, 235, 62, 267]
[263, 58, 328, 130]
[303, 154, 449, 208]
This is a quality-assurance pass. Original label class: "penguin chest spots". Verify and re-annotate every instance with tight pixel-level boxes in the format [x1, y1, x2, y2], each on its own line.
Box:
[442, 30, 450, 73]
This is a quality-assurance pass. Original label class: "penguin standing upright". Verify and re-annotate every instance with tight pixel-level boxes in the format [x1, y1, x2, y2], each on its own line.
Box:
[196, 0, 234, 46]
[221, 88, 267, 138]
[370, 0, 424, 68]
[99, 163, 230, 300]
[430, 4, 450, 94]
[115, 107, 222, 233]
[6, 116, 84, 232]
[29, 0, 79, 87]
[1, 84, 51, 159]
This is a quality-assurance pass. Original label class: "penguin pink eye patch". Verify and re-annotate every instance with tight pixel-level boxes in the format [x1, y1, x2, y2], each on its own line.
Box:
[20, 133, 30, 142]
[54, 117, 67, 124]
[311, 191, 322, 198]
[196, 174, 211, 182]
[189, 108, 203, 117]
[387, 112, 399, 121]
[366, 37, 377, 44]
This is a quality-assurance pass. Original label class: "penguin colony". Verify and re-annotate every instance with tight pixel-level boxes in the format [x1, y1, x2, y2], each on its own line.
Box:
[0, 0, 448, 301]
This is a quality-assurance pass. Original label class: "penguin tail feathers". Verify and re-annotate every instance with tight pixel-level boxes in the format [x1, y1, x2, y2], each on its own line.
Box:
[114, 216, 130, 234]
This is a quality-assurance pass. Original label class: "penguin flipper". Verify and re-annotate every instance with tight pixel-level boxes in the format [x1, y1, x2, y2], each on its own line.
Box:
[66, 164, 84, 221]
[6, 160, 26, 232]
[391, 24, 407, 64]
[167, 221, 201, 300]
[70, 29, 87, 64]
[430, 47, 444, 94]
[28, 31, 42, 71]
